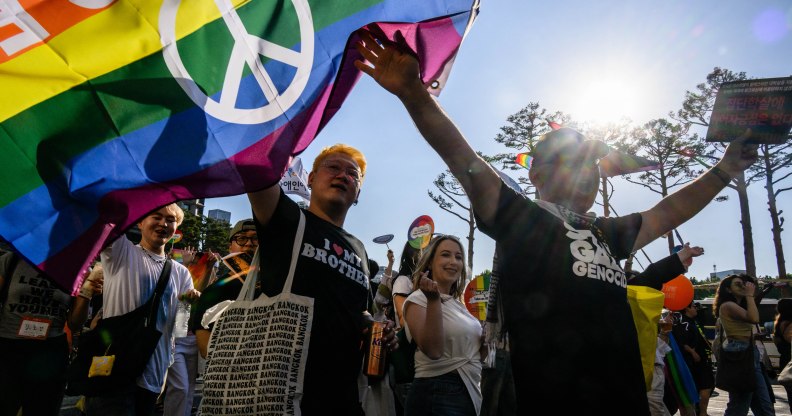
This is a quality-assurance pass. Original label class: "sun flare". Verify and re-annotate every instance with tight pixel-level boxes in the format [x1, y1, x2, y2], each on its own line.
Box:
[572, 78, 641, 124]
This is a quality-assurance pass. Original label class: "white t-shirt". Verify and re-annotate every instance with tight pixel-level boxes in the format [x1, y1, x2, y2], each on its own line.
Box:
[100, 236, 193, 393]
[392, 275, 413, 329]
[392, 274, 413, 297]
[404, 291, 483, 414]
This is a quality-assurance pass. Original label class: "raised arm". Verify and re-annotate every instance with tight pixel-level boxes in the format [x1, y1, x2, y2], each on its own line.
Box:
[633, 136, 757, 250]
[355, 31, 502, 225]
[247, 185, 281, 227]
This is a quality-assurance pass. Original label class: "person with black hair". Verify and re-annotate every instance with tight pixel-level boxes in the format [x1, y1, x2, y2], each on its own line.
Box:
[674, 301, 715, 416]
[392, 241, 422, 329]
[714, 274, 775, 416]
[774, 298, 792, 412]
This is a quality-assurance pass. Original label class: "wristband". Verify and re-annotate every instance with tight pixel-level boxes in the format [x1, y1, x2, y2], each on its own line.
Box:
[710, 166, 732, 186]
[78, 285, 93, 300]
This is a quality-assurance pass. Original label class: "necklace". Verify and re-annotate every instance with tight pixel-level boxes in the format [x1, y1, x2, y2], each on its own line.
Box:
[138, 245, 166, 264]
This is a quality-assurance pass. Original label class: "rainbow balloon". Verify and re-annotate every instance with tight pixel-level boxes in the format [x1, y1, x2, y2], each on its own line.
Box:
[0, 0, 480, 293]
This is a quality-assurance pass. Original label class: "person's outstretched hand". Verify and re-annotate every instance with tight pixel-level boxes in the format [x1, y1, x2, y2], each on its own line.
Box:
[717, 134, 759, 177]
[354, 30, 424, 100]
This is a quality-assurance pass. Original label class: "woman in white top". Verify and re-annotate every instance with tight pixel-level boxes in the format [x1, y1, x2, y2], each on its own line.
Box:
[403, 235, 483, 416]
[392, 241, 422, 329]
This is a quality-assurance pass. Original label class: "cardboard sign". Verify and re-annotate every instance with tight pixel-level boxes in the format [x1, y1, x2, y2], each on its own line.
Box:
[707, 77, 792, 144]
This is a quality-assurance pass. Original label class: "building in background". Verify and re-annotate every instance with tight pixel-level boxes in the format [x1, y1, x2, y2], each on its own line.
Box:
[208, 209, 232, 224]
[710, 269, 748, 280]
[180, 198, 205, 216]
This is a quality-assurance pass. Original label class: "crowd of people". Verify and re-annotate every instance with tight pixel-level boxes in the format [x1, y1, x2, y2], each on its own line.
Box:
[0, 30, 778, 416]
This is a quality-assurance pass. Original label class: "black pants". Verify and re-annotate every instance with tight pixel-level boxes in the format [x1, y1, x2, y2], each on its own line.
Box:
[85, 383, 159, 416]
[0, 335, 70, 416]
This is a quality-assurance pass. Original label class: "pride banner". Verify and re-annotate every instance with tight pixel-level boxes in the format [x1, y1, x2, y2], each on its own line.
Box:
[0, 0, 480, 292]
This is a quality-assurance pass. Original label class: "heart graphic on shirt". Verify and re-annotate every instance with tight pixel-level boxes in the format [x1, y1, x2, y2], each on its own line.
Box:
[332, 243, 343, 256]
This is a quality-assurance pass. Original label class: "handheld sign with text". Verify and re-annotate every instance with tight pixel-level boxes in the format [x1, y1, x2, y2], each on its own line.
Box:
[707, 77, 792, 144]
[408, 216, 434, 249]
[279, 157, 311, 200]
[464, 272, 491, 321]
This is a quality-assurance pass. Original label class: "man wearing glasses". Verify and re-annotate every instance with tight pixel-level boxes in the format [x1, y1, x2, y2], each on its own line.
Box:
[355, 33, 757, 415]
[237, 144, 395, 415]
[189, 219, 258, 358]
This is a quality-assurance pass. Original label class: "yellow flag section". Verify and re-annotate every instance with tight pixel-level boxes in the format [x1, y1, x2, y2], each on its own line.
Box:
[0, 0, 247, 122]
[626, 285, 665, 392]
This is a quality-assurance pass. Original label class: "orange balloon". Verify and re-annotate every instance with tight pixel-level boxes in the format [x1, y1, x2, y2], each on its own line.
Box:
[661, 275, 694, 311]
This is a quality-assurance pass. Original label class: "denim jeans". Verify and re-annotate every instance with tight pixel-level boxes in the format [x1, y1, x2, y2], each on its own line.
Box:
[723, 342, 775, 416]
[405, 372, 475, 416]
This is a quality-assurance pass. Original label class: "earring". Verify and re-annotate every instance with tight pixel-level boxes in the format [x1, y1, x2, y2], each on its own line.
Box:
[353, 200, 358, 206]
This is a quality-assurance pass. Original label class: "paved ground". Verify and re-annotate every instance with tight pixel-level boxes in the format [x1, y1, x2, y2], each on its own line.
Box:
[61, 380, 792, 416]
[707, 384, 791, 415]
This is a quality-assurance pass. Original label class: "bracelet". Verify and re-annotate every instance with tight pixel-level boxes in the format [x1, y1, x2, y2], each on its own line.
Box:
[78, 285, 93, 300]
[710, 166, 732, 186]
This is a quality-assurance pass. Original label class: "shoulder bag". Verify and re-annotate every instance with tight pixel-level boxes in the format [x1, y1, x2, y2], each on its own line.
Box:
[65, 259, 172, 396]
[199, 212, 315, 415]
[714, 324, 756, 393]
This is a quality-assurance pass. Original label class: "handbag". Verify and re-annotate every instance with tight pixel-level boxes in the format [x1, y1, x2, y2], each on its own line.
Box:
[778, 359, 792, 388]
[714, 324, 756, 393]
[390, 327, 416, 384]
[199, 212, 315, 415]
[65, 260, 172, 396]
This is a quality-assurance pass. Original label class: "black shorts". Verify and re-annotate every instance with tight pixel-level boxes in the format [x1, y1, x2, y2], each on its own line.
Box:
[688, 359, 715, 390]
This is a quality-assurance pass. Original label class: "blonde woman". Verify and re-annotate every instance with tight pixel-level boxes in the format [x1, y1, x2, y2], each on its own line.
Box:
[403, 235, 483, 415]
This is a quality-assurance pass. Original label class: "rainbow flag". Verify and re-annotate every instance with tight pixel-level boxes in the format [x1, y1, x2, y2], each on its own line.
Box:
[0, 0, 480, 293]
[515, 152, 531, 169]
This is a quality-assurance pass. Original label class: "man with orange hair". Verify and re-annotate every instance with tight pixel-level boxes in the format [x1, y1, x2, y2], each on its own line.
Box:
[241, 144, 394, 415]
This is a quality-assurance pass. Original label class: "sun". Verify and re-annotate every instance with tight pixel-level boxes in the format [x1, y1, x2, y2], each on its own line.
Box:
[571, 78, 641, 124]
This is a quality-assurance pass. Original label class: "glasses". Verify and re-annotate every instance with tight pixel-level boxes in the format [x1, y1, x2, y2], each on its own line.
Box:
[732, 281, 745, 288]
[321, 162, 362, 182]
[232, 236, 258, 245]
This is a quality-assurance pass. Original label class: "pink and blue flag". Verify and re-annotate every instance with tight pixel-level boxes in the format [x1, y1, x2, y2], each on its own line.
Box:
[0, 0, 480, 292]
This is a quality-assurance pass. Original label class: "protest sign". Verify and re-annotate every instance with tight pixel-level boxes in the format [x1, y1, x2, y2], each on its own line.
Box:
[464, 272, 491, 321]
[707, 77, 792, 144]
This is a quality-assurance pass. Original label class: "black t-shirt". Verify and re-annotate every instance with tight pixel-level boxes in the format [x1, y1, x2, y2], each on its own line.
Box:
[673, 315, 710, 366]
[477, 184, 649, 415]
[628, 253, 685, 290]
[255, 190, 369, 414]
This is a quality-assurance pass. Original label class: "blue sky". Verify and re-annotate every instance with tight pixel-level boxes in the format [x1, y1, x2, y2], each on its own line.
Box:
[206, 0, 792, 281]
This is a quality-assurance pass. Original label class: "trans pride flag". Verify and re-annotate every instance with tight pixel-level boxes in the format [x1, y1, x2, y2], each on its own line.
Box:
[0, 0, 480, 292]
